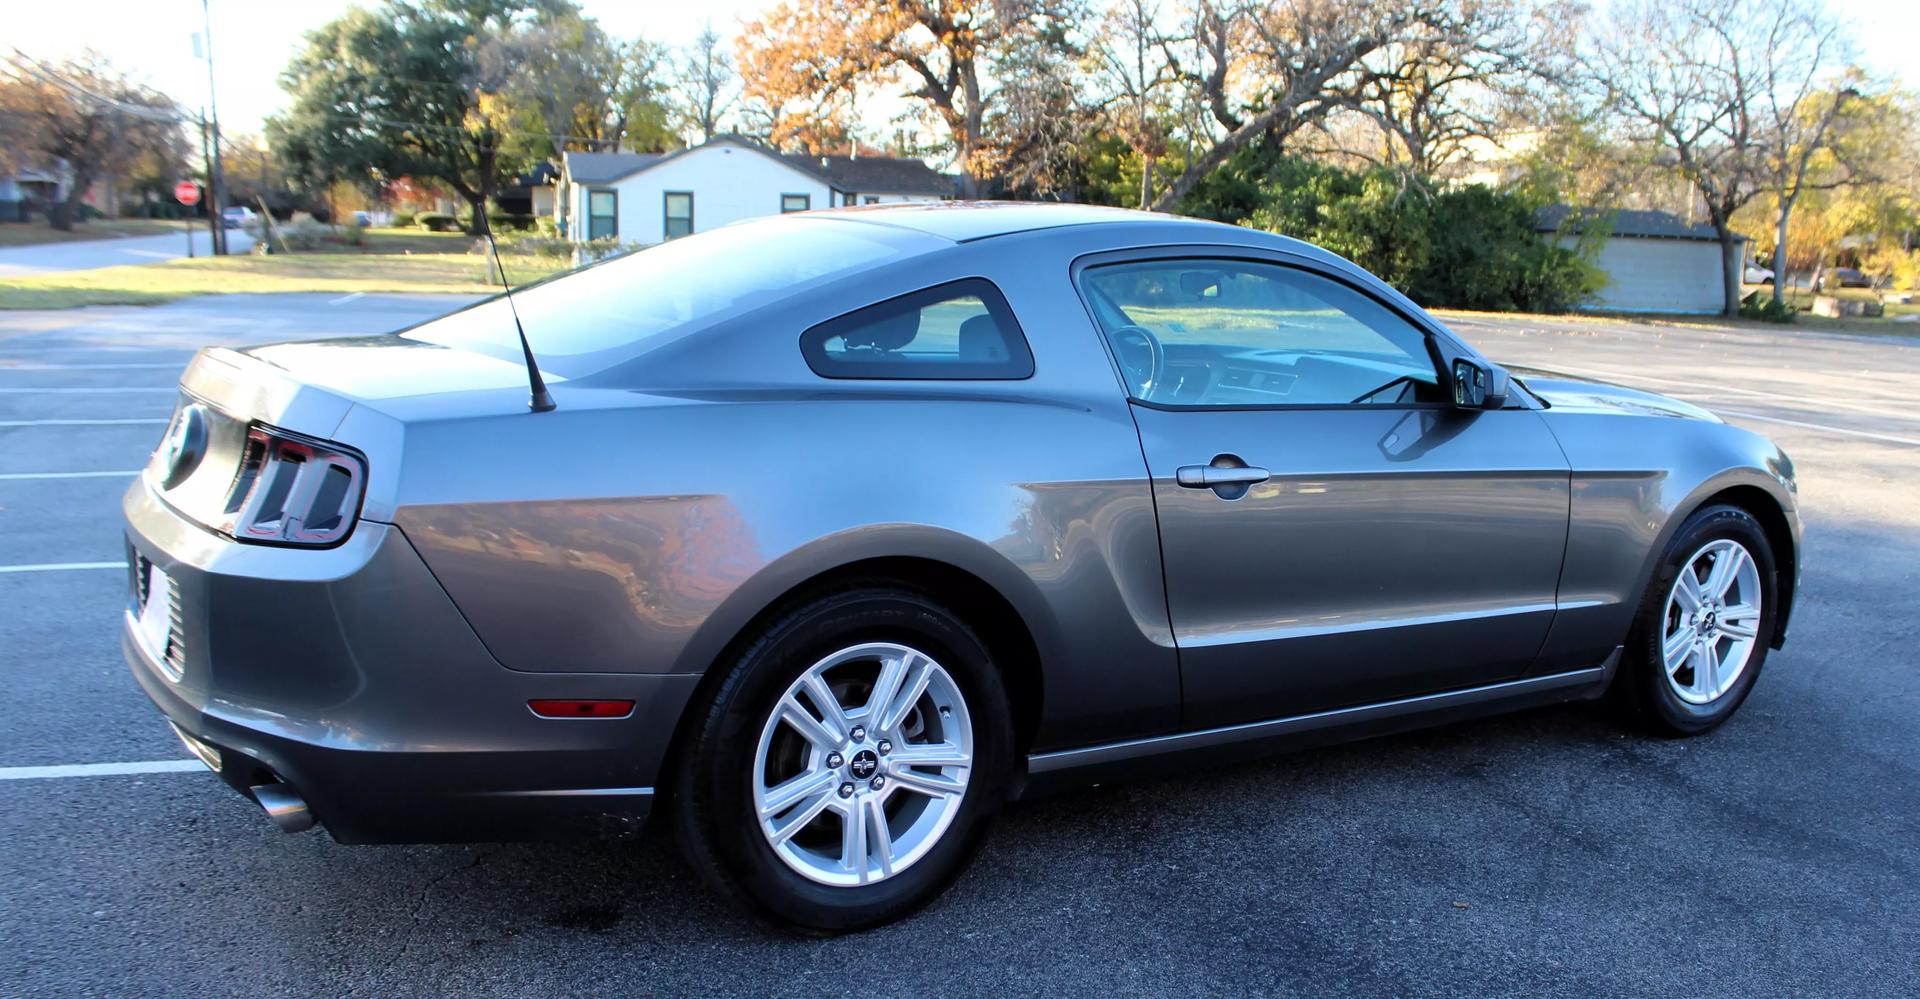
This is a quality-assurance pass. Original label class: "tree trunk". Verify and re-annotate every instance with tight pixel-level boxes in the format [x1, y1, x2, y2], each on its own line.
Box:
[48, 168, 97, 232]
[465, 190, 488, 235]
[1771, 194, 1795, 307]
[1715, 227, 1742, 318]
[1138, 152, 1154, 211]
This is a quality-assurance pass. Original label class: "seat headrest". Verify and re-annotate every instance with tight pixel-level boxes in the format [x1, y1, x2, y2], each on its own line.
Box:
[957, 313, 1007, 362]
[842, 309, 920, 351]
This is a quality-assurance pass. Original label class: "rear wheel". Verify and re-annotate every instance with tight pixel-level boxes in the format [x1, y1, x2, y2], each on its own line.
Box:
[1617, 504, 1777, 735]
[670, 586, 1013, 932]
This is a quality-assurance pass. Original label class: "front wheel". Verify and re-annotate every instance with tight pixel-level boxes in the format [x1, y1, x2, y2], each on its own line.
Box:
[1617, 504, 1777, 736]
[669, 586, 1013, 932]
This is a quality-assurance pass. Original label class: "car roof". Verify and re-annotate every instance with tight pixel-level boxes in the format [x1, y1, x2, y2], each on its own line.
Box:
[808, 201, 1241, 243]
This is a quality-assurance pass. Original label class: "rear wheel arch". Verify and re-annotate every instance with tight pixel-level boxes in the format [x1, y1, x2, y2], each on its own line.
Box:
[662, 551, 1050, 803]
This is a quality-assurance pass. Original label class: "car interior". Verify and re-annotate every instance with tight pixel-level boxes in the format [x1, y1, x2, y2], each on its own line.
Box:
[1081, 261, 1450, 407]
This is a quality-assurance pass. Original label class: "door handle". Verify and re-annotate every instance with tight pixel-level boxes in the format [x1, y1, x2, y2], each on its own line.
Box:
[1175, 456, 1270, 498]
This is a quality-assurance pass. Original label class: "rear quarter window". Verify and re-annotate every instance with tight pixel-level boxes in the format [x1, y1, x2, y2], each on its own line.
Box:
[800, 278, 1035, 380]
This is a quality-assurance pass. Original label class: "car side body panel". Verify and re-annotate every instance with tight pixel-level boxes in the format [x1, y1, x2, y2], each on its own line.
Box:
[1519, 374, 1801, 674]
[395, 231, 1184, 752]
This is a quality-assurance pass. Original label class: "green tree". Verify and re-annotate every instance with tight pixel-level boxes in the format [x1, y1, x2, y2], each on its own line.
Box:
[270, 1, 549, 234]
[485, 7, 675, 158]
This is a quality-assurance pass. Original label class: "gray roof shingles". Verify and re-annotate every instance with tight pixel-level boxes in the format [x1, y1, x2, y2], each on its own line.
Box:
[1535, 204, 1727, 242]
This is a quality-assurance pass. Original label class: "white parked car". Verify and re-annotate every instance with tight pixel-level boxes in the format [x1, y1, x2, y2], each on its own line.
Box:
[221, 206, 257, 230]
[1744, 263, 1775, 284]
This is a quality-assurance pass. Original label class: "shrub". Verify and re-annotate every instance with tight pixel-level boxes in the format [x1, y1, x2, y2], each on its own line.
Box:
[1739, 291, 1795, 323]
[389, 211, 416, 228]
[416, 212, 460, 232]
[485, 212, 537, 232]
[535, 216, 559, 238]
[1205, 148, 1602, 313]
[501, 236, 577, 260]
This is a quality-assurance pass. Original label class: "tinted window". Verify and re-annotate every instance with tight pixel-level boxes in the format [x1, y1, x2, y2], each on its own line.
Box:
[1081, 260, 1442, 407]
[801, 279, 1034, 380]
[405, 217, 928, 374]
[781, 194, 810, 213]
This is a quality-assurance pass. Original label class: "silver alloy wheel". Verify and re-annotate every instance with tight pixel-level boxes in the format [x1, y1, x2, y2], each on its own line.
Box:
[752, 642, 973, 887]
[1661, 538, 1764, 705]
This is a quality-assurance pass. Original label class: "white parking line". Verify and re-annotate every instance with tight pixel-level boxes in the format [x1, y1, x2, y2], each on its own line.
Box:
[1532, 362, 1919, 422]
[0, 760, 203, 780]
[1715, 410, 1920, 447]
[0, 419, 168, 427]
[0, 363, 183, 370]
[0, 562, 127, 573]
[0, 470, 139, 480]
[0, 387, 175, 394]
[330, 292, 366, 305]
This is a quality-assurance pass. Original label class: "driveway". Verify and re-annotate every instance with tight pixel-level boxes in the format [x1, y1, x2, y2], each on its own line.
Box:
[0, 228, 257, 278]
[1, 299, 1916, 996]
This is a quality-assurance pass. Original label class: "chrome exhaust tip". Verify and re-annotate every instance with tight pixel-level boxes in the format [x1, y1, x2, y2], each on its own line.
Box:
[251, 782, 315, 833]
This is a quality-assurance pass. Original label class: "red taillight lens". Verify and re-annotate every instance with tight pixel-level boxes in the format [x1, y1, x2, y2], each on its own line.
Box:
[218, 424, 366, 546]
[528, 699, 636, 719]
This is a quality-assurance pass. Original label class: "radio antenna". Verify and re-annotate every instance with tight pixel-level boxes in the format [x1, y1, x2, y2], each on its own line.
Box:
[480, 216, 556, 413]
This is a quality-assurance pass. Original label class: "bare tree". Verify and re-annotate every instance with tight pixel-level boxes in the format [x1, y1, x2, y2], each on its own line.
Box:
[1580, 0, 1848, 316]
[1753, 5, 1859, 305]
[1346, 0, 1558, 185]
[674, 22, 738, 142]
[1151, 0, 1488, 211]
[1087, 0, 1180, 208]
[1, 53, 186, 229]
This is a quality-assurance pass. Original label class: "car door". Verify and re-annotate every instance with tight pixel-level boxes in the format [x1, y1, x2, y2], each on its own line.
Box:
[1079, 253, 1571, 730]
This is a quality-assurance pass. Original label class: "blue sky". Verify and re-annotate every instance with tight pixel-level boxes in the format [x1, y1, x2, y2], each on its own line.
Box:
[11, 0, 1918, 139]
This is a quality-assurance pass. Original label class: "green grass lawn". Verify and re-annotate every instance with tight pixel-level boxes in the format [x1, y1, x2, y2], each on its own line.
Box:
[0, 218, 194, 248]
[0, 250, 572, 309]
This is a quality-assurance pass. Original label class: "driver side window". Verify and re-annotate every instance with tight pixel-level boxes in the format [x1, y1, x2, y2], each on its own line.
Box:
[1080, 260, 1443, 407]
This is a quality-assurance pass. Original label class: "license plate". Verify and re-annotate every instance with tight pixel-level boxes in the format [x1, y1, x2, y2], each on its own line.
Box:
[135, 561, 172, 665]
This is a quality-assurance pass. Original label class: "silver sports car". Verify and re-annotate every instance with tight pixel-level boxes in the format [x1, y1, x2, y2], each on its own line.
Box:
[123, 203, 1799, 931]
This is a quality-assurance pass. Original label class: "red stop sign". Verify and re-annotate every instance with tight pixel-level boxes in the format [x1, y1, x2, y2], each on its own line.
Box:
[174, 181, 201, 206]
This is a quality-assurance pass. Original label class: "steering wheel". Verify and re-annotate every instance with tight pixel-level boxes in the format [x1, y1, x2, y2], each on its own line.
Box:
[1108, 324, 1165, 401]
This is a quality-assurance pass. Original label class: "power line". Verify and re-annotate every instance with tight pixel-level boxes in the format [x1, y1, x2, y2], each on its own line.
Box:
[4, 49, 199, 126]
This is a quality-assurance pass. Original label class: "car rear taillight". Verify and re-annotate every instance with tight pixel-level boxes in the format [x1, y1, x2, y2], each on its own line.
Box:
[218, 424, 366, 546]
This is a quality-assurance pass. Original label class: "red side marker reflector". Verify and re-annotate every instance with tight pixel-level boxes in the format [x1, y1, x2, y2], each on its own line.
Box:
[528, 699, 635, 719]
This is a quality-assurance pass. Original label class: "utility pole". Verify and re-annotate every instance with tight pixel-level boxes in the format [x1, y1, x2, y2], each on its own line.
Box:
[197, 111, 215, 256]
[199, 0, 228, 254]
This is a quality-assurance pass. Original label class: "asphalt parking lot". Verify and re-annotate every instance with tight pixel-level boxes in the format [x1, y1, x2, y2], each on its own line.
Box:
[2, 297, 1916, 996]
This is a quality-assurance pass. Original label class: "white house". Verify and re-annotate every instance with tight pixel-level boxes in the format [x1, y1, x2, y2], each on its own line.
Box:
[1538, 205, 1748, 315]
[558, 136, 951, 244]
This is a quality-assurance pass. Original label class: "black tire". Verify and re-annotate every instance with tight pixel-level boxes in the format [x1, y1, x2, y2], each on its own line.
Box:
[1616, 504, 1777, 736]
[668, 584, 1014, 933]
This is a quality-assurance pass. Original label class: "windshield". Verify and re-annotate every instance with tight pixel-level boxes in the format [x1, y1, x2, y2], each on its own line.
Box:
[403, 216, 936, 376]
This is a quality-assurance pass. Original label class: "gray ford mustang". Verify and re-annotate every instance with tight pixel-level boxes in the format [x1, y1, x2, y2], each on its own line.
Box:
[123, 203, 1799, 931]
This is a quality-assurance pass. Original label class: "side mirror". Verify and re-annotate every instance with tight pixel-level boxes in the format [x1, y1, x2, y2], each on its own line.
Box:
[1451, 358, 1510, 410]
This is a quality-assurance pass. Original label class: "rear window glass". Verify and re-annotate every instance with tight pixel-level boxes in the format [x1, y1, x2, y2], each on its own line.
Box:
[403, 217, 930, 376]
[800, 279, 1034, 379]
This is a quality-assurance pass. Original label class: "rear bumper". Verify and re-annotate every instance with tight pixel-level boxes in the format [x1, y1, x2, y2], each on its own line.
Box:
[121, 479, 701, 844]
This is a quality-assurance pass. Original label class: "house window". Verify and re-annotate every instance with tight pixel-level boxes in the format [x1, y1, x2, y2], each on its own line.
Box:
[781, 194, 810, 213]
[863, 196, 880, 205]
[587, 190, 617, 240]
[664, 192, 693, 239]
